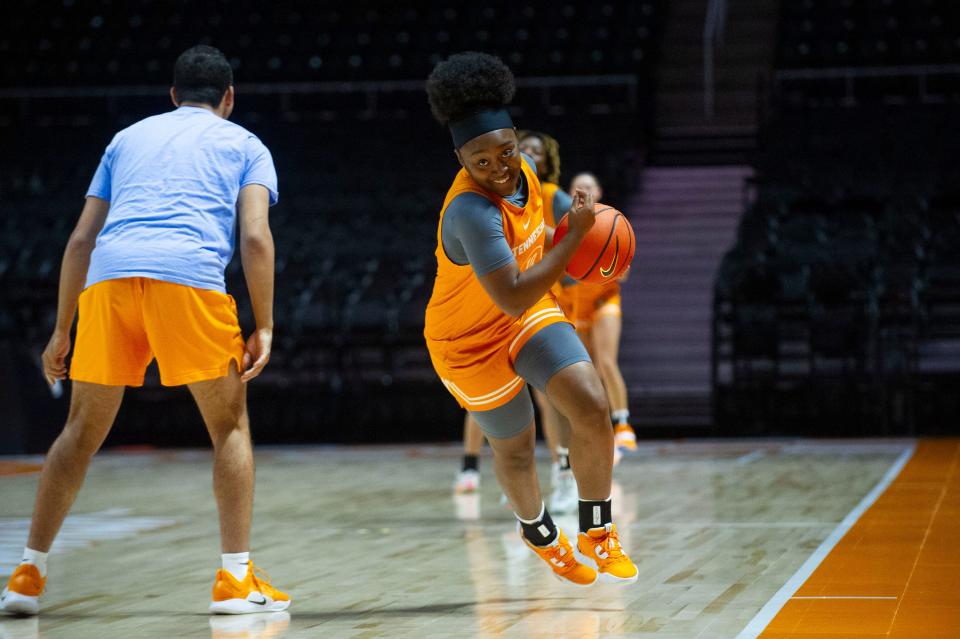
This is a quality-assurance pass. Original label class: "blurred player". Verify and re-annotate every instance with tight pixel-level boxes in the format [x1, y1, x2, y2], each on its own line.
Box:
[1, 46, 289, 616]
[568, 172, 637, 453]
[517, 130, 579, 514]
[455, 414, 484, 493]
[424, 52, 637, 586]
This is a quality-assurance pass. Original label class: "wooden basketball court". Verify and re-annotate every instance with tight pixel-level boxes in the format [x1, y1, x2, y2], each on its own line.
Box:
[1, 438, 956, 637]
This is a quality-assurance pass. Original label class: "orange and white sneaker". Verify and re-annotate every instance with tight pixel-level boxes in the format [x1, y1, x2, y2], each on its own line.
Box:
[210, 565, 290, 614]
[1, 564, 45, 616]
[614, 423, 638, 452]
[577, 523, 638, 584]
[521, 528, 597, 587]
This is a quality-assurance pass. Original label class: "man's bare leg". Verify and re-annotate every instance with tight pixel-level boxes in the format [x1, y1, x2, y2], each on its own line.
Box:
[188, 366, 252, 553]
[26, 382, 125, 551]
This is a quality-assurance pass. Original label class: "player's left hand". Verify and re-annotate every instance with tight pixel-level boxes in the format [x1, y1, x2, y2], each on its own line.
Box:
[241, 327, 272, 383]
[41, 330, 71, 386]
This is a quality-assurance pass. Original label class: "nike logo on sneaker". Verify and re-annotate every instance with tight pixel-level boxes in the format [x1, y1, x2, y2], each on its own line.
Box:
[248, 594, 268, 605]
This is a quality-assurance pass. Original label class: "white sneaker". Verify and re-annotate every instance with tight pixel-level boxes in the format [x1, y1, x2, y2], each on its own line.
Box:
[454, 469, 480, 494]
[549, 468, 579, 515]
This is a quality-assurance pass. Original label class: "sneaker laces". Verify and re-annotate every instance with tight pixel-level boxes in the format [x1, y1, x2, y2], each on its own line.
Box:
[543, 540, 579, 575]
[248, 564, 275, 592]
[592, 525, 626, 561]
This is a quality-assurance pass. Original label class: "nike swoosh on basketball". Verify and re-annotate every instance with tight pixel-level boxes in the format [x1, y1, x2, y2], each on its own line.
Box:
[599, 237, 620, 278]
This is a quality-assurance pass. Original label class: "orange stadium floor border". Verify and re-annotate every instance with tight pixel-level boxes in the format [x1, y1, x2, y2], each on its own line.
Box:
[749, 438, 960, 638]
[0, 462, 42, 476]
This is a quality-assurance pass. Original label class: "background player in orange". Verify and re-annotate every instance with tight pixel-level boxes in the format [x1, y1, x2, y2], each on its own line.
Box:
[424, 52, 637, 586]
[1, 46, 289, 616]
[517, 130, 579, 514]
[454, 413, 485, 493]
[568, 172, 638, 453]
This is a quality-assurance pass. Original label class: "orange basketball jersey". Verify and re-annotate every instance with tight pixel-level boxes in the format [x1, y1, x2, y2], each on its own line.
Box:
[541, 180, 577, 318]
[541, 181, 562, 228]
[424, 161, 569, 411]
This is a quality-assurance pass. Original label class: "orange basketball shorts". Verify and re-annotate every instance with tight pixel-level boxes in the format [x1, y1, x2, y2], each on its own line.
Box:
[575, 285, 622, 331]
[428, 295, 570, 411]
[70, 277, 245, 387]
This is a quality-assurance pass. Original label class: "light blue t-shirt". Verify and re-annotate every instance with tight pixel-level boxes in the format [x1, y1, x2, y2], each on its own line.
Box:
[85, 106, 278, 293]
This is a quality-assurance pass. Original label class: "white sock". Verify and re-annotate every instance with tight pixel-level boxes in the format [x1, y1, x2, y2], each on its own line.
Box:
[221, 552, 250, 582]
[612, 409, 630, 425]
[21, 547, 48, 578]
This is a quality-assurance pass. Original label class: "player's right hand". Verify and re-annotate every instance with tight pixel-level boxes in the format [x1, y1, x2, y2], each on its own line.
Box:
[568, 188, 596, 238]
[241, 327, 272, 383]
[41, 330, 71, 386]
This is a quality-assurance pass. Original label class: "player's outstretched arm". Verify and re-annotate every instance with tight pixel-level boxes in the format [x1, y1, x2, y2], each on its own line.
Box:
[237, 184, 275, 382]
[478, 189, 595, 317]
[41, 196, 110, 385]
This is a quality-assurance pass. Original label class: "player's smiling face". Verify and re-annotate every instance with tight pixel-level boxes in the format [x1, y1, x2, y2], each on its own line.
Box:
[457, 128, 522, 197]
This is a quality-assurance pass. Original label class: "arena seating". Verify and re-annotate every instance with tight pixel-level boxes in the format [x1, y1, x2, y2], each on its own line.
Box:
[2, 0, 660, 86]
[772, 1, 960, 108]
[777, 0, 960, 69]
[713, 0, 960, 433]
[713, 100, 960, 434]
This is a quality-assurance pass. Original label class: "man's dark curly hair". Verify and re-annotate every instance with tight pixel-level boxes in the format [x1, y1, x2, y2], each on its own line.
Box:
[174, 45, 232, 108]
[426, 52, 516, 125]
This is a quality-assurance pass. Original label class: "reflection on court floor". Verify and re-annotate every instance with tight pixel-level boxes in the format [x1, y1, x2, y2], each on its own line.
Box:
[0, 509, 178, 576]
[3, 439, 952, 638]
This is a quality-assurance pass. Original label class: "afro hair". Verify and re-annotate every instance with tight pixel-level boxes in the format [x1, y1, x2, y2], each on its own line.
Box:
[426, 52, 516, 125]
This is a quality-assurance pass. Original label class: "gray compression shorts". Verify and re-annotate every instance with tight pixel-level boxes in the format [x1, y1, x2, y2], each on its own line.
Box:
[469, 322, 591, 439]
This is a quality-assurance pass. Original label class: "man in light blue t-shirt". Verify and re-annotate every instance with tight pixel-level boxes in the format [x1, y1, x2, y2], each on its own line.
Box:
[1, 45, 289, 616]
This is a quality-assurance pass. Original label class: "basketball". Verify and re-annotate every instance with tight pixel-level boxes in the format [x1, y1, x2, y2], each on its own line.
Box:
[553, 203, 635, 284]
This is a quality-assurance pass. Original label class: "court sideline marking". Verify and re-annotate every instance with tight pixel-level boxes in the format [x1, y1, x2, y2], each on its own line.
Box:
[734, 442, 916, 639]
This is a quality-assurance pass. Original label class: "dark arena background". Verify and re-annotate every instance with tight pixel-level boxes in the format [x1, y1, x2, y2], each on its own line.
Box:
[2, 1, 960, 637]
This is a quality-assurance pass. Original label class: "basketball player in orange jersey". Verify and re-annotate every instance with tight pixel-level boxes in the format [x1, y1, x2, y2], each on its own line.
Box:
[568, 172, 638, 453]
[454, 131, 580, 515]
[1, 46, 288, 616]
[424, 52, 638, 585]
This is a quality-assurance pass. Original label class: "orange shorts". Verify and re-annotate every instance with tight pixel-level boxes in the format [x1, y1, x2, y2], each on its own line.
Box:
[70, 277, 245, 387]
[575, 283, 622, 331]
[428, 295, 570, 411]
